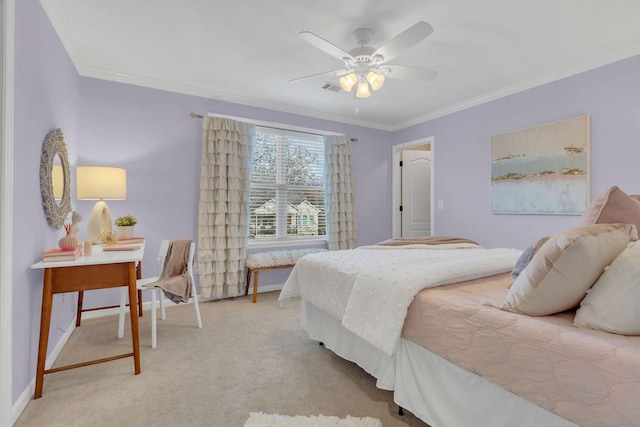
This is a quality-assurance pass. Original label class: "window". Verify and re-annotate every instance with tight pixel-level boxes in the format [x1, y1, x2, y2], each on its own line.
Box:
[249, 127, 326, 242]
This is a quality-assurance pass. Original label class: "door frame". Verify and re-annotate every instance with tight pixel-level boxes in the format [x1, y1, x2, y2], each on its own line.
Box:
[1, 0, 14, 424]
[392, 136, 434, 238]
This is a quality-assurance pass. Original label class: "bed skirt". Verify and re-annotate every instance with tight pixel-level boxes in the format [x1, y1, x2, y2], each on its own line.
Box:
[394, 339, 578, 427]
[301, 299, 578, 427]
[302, 299, 396, 390]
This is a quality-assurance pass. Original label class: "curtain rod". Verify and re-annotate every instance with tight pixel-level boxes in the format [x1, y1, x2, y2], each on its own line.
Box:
[189, 112, 357, 142]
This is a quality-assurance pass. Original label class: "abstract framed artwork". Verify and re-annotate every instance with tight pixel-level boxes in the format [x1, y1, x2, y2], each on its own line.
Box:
[491, 115, 589, 214]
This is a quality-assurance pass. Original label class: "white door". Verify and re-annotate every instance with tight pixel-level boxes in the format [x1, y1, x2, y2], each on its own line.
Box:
[401, 150, 431, 237]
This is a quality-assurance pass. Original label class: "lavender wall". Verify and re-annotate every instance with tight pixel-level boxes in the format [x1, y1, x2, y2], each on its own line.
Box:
[13, 0, 640, 411]
[13, 0, 80, 401]
[75, 78, 394, 310]
[12, 0, 394, 405]
[394, 55, 640, 250]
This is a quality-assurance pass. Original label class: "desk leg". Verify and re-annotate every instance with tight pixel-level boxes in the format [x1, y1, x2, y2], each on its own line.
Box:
[128, 262, 141, 375]
[35, 269, 54, 399]
[76, 290, 84, 326]
[136, 262, 143, 317]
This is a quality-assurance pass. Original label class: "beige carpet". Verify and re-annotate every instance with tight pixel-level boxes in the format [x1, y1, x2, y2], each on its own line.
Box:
[15, 291, 428, 427]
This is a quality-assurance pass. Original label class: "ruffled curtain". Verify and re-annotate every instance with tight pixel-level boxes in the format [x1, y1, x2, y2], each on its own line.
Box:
[324, 135, 357, 250]
[197, 117, 255, 298]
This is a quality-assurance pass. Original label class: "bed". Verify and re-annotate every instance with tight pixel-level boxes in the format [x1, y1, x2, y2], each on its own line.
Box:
[278, 217, 640, 426]
[399, 272, 640, 427]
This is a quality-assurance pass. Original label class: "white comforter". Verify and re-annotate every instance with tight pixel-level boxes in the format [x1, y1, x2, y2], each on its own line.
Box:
[279, 245, 522, 355]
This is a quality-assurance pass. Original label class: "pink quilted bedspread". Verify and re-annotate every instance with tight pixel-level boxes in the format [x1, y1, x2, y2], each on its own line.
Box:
[401, 273, 640, 427]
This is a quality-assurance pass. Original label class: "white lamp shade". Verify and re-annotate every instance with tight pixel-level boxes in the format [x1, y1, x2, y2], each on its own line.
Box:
[339, 73, 357, 92]
[355, 82, 371, 98]
[77, 166, 127, 200]
[366, 71, 385, 91]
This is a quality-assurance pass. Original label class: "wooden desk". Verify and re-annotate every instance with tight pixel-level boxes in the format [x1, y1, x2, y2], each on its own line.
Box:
[30, 244, 145, 399]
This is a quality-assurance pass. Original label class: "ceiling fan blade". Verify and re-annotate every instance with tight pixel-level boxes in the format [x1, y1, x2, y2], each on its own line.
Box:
[289, 69, 350, 84]
[384, 65, 438, 81]
[374, 21, 434, 62]
[298, 31, 354, 62]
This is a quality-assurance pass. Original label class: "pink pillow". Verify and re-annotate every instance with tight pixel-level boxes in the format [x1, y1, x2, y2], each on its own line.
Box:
[580, 186, 640, 229]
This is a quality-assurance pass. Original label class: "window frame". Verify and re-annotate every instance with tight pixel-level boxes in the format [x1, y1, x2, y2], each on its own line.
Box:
[248, 125, 327, 247]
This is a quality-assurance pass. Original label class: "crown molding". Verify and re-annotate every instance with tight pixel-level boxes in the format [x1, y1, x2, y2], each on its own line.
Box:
[40, 0, 91, 73]
[39, 0, 404, 132]
[77, 46, 640, 134]
[39, 0, 640, 133]
[79, 65, 397, 131]
[391, 46, 640, 131]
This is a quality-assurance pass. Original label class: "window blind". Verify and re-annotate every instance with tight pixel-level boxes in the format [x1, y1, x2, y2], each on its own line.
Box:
[249, 127, 326, 241]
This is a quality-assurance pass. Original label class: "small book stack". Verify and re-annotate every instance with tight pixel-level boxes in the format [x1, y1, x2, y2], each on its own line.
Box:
[115, 237, 144, 245]
[43, 247, 81, 262]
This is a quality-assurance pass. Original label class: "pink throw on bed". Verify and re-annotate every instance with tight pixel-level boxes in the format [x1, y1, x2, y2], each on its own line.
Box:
[401, 273, 640, 427]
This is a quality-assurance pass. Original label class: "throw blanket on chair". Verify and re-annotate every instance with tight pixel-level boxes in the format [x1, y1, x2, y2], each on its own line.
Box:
[147, 239, 193, 304]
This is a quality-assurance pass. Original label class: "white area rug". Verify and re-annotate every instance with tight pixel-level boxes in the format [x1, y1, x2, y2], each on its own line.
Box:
[244, 412, 383, 427]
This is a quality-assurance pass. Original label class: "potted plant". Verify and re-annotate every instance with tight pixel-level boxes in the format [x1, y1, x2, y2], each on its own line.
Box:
[114, 215, 137, 239]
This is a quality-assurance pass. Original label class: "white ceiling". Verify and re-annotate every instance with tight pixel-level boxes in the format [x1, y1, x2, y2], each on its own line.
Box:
[41, 0, 640, 131]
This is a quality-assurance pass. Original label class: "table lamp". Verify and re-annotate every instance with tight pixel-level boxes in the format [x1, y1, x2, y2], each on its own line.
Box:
[76, 166, 127, 244]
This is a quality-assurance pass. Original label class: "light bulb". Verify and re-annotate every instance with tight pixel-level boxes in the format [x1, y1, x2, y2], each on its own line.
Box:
[366, 71, 385, 91]
[339, 73, 357, 92]
[355, 82, 371, 98]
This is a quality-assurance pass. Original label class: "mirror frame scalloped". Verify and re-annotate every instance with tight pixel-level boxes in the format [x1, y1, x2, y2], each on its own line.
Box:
[40, 128, 71, 229]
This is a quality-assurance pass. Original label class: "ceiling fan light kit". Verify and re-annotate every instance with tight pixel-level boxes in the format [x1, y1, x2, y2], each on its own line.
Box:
[339, 71, 384, 98]
[293, 21, 438, 99]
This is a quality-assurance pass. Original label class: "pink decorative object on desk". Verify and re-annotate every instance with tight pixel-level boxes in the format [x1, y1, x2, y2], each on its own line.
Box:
[58, 223, 78, 250]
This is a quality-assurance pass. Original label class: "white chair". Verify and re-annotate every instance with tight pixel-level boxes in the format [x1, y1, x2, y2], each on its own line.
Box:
[118, 240, 202, 348]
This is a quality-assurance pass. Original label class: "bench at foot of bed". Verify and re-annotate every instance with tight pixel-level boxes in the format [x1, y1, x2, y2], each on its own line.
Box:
[245, 248, 327, 303]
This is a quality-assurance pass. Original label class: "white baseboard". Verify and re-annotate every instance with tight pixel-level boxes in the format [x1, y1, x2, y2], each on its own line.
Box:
[244, 283, 283, 297]
[12, 317, 76, 425]
[11, 283, 285, 423]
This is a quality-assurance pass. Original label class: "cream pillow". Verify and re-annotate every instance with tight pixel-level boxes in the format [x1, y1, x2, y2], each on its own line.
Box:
[501, 223, 637, 316]
[574, 241, 640, 335]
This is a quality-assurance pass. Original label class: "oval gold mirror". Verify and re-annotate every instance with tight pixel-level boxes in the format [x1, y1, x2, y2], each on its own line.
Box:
[40, 128, 72, 229]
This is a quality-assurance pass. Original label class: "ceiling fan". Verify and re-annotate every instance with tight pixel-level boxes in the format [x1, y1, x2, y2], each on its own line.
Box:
[291, 21, 438, 98]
